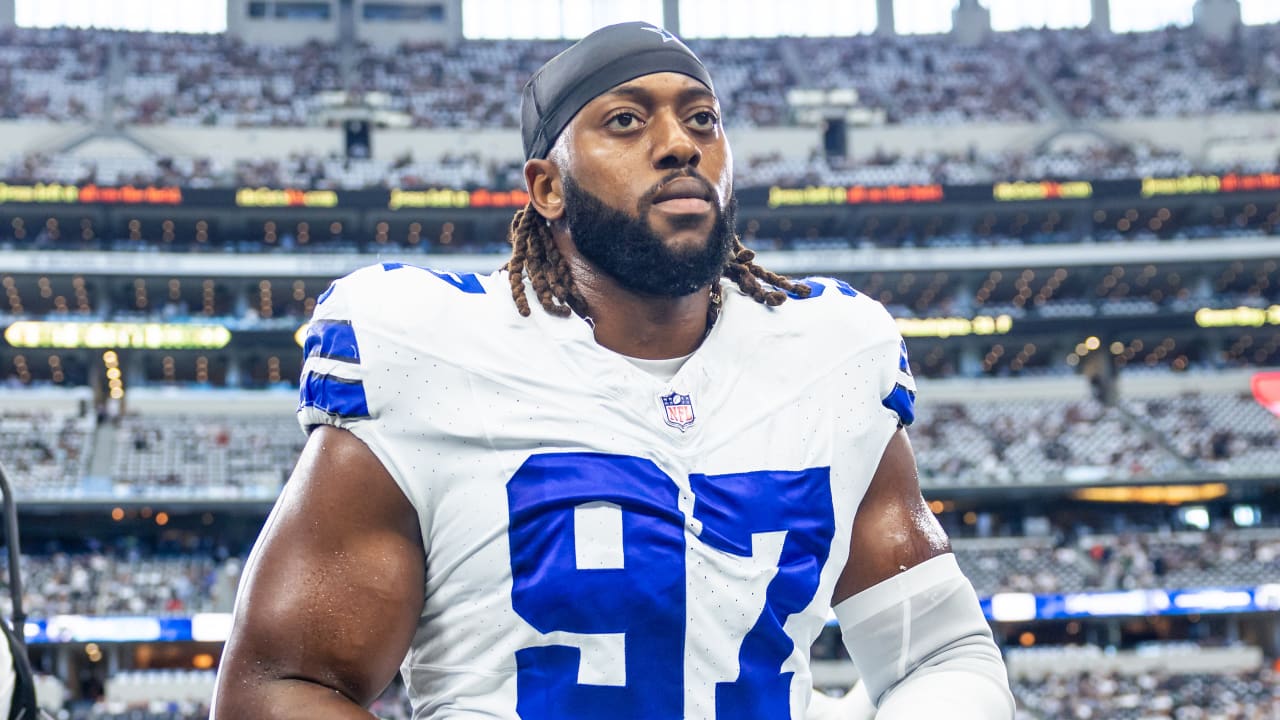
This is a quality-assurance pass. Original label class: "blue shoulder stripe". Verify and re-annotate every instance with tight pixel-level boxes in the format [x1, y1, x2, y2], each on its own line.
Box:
[300, 372, 370, 419]
[304, 319, 361, 364]
[789, 277, 860, 299]
[316, 281, 337, 305]
[882, 383, 916, 426]
[382, 262, 486, 294]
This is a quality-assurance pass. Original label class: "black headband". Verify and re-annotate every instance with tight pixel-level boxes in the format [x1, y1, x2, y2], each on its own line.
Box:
[520, 22, 714, 161]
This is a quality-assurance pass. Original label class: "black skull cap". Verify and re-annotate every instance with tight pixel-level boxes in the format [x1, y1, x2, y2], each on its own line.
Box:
[520, 22, 714, 161]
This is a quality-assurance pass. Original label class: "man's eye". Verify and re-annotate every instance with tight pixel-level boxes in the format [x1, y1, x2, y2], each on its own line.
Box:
[690, 111, 719, 129]
[607, 112, 641, 129]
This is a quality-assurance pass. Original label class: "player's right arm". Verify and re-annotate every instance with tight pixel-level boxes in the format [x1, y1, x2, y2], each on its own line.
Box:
[210, 425, 425, 719]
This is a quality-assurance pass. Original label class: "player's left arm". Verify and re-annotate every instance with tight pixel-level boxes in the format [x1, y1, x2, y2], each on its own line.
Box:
[829, 428, 1015, 719]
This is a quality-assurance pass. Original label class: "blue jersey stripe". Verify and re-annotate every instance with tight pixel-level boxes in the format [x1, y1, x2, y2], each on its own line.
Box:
[382, 262, 486, 294]
[882, 383, 916, 426]
[316, 281, 337, 305]
[300, 372, 370, 419]
[304, 319, 361, 364]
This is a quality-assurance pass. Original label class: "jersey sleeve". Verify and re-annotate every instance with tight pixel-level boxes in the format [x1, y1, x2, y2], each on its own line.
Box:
[297, 272, 377, 433]
[295, 266, 425, 509]
[863, 298, 916, 428]
[878, 333, 917, 427]
[808, 276, 917, 428]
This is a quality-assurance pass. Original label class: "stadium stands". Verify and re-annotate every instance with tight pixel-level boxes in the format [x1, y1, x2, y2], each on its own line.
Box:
[110, 415, 301, 499]
[3, 254, 1277, 351]
[105, 670, 215, 707]
[789, 34, 1047, 125]
[912, 386, 1279, 485]
[31, 653, 1280, 718]
[1125, 392, 1280, 476]
[3, 384, 1275, 497]
[953, 529, 1280, 596]
[912, 396, 1186, 487]
[352, 39, 565, 129]
[1005, 643, 1266, 679]
[64, 700, 210, 720]
[4, 142, 1271, 192]
[119, 35, 341, 127]
[9, 527, 1277, 617]
[686, 38, 792, 127]
[3, 10, 1280, 717]
[12, 553, 234, 617]
[0, 409, 94, 496]
[0, 151, 221, 188]
[701, 143, 1210, 188]
[1030, 25, 1280, 119]
[0, 27, 109, 122]
[231, 151, 496, 190]
[4, 24, 1279, 129]
[1013, 668, 1279, 719]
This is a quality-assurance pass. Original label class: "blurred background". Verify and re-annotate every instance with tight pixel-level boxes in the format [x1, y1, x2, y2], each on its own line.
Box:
[1, 0, 1279, 718]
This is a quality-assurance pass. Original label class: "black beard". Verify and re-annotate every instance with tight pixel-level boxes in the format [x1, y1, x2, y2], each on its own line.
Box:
[560, 172, 737, 298]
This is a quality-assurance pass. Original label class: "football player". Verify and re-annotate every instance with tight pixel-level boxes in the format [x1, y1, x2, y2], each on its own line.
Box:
[212, 22, 1013, 720]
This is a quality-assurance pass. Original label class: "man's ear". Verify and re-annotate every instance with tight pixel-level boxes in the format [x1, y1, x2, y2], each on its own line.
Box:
[525, 159, 564, 222]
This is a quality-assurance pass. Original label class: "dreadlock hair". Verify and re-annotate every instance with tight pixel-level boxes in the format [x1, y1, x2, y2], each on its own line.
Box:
[505, 201, 811, 323]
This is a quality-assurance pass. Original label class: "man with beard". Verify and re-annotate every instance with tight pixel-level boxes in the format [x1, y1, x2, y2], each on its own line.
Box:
[212, 22, 1013, 720]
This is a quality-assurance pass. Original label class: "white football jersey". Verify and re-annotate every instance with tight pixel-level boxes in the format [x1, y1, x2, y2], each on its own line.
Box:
[297, 263, 916, 720]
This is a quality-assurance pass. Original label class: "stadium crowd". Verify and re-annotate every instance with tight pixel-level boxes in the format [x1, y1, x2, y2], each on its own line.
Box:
[4, 141, 1276, 192]
[10, 552, 239, 619]
[1012, 668, 1280, 720]
[38, 666, 1280, 719]
[111, 414, 304, 498]
[10, 525, 1278, 618]
[913, 391, 1280, 487]
[5, 15, 1280, 720]
[0, 27, 109, 122]
[4, 381, 1277, 498]
[1027, 25, 1280, 120]
[792, 32, 1048, 125]
[117, 34, 340, 127]
[54, 668, 1280, 719]
[0, 410, 93, 492]
[4, 24, 1279, 127]
[957, 529, 1280, 596]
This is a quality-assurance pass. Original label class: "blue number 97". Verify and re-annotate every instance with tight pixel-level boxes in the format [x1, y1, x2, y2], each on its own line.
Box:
[507, 453, 835, 719]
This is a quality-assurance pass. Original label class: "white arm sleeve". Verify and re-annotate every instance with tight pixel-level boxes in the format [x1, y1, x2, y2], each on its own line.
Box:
[806, 679, 876, 720]
[833, 553, 1014, 720]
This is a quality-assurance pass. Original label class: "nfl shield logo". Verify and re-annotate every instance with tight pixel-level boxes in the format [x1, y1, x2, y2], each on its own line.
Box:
[661, 391, 696, 431]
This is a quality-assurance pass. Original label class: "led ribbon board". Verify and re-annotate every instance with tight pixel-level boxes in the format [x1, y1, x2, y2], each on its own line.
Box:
[4, 321, 232, 349]
[0, 183, 182, 205]
[896, 315, 1014, 338]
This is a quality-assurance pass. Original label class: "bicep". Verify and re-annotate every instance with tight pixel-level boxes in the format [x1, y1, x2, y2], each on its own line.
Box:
[214, 425, 425, 712]
[833, 428, 950, 604]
